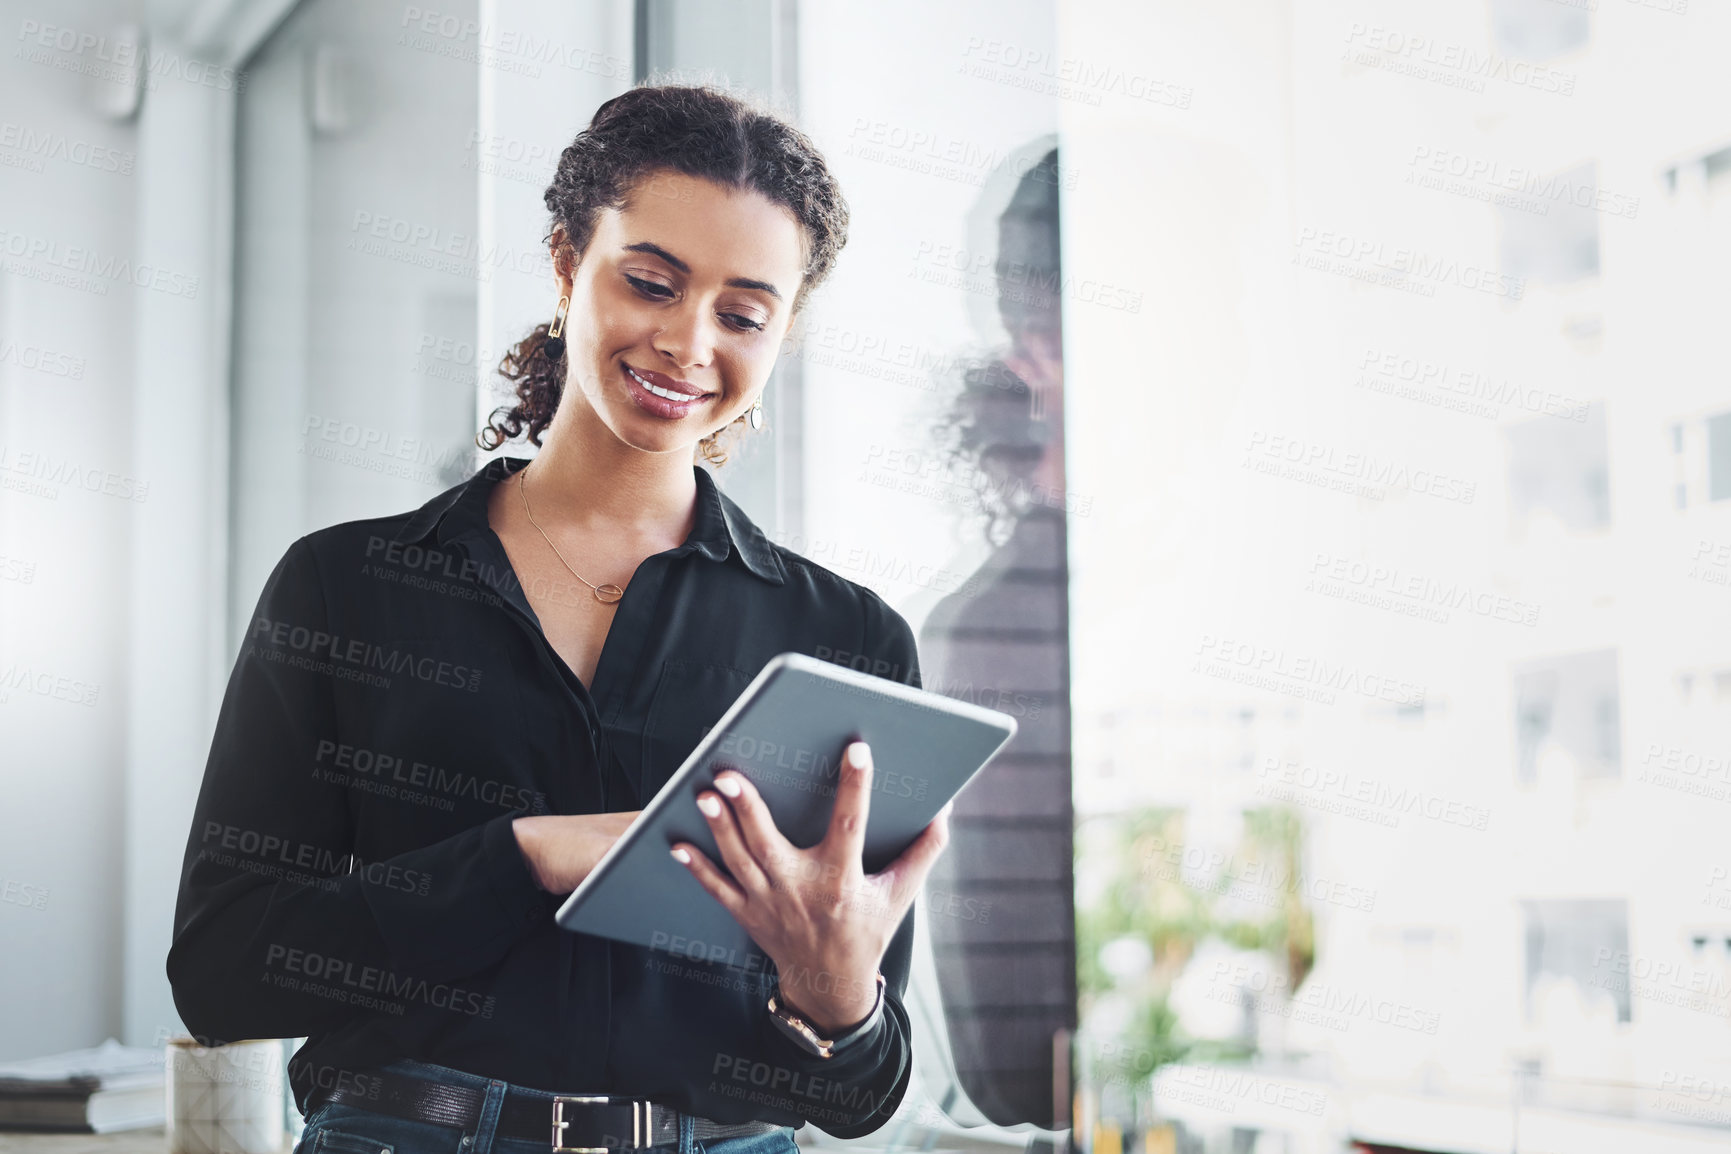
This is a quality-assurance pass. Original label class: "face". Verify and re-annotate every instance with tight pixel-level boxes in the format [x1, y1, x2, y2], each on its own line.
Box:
[552, 169, 807, 455]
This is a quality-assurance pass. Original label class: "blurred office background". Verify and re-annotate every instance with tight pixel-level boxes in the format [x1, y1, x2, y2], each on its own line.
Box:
[4, 0, 1731, 1152]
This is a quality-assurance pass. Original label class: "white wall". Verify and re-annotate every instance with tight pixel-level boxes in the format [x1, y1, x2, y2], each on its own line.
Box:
[0, 0, 649, 1060]
[0, 0, 146, 1058]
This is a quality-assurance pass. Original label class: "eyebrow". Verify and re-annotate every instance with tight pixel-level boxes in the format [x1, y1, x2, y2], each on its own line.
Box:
[621, 241, 784, 302]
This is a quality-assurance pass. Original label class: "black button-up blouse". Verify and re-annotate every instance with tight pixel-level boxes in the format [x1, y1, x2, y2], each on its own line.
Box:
[166, 454, 923, 1138]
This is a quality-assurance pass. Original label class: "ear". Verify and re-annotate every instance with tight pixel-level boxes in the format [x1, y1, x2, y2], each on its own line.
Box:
[549, 226, 577, 295]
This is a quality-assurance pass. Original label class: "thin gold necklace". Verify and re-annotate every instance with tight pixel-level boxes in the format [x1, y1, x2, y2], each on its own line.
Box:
[517, 463, 625, 604]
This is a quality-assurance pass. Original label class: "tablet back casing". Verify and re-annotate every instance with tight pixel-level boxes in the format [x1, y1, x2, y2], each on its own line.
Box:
[554, 652, 1017, 971]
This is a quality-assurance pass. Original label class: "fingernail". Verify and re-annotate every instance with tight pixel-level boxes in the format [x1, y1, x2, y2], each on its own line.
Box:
[697, 795, 722, 817]
[714, 775, 742, 798]
[848, 741, 873, 774]
[671, 847, 691, 864]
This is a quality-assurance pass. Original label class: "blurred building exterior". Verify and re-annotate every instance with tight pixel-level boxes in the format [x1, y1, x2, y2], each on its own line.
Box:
[1064, 1, 1731, 1151]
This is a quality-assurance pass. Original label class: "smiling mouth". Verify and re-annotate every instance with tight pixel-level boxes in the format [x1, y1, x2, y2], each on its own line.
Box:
[624, 362, 712, 403]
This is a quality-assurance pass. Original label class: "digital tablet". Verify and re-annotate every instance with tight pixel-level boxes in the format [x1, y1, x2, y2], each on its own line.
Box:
[554, 651, 1018, 970]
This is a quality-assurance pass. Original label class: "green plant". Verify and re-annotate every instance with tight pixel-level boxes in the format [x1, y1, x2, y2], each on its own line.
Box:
[1075, 802, 1318, 1085]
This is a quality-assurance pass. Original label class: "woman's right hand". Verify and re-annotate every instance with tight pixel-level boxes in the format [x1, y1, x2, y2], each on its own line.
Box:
[512, 811, 642, 894]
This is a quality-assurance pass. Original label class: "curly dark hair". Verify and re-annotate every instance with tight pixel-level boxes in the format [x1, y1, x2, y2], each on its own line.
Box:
[476, 83, 850, 465]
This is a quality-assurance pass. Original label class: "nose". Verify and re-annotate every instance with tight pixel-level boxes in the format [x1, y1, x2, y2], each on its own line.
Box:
[652, 298, 716, 373]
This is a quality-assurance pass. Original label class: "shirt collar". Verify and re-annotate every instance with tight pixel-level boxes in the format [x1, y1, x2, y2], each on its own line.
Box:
[391, 455, 786, 586]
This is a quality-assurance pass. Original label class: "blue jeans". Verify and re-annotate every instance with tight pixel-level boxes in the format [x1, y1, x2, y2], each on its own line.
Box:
[292, 1059, 799, 1154]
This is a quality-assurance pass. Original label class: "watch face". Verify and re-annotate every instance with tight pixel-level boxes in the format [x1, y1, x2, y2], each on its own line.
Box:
[770, 1008, 832, 1058]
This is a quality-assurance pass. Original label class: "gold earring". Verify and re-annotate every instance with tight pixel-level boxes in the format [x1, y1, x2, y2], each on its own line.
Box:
[542, 294, 570, 361]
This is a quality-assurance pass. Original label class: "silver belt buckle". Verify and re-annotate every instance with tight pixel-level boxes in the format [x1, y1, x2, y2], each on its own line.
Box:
[551, 1095, 656, 1152]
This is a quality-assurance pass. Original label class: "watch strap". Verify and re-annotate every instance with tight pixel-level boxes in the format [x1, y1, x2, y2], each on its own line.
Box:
[826, 973, 887, 1053]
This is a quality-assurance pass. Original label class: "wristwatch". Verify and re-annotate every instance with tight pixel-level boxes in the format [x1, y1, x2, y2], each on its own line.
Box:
[767, 972, 886, 1059]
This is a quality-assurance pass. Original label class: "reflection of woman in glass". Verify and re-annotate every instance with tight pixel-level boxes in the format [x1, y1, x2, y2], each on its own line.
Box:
[169, 85, 950, 1154]
[919, 148, 1077, 1128]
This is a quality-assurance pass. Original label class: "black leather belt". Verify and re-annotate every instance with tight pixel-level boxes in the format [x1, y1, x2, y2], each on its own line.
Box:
[314, 1070, 783, 1150]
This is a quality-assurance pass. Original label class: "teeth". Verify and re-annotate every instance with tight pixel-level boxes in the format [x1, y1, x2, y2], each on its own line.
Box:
[627, 365, 702, 403]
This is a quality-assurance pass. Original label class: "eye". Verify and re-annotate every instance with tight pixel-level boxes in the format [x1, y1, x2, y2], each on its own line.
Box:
[626, 274, 764, 332]
[624, 274, 673, 300]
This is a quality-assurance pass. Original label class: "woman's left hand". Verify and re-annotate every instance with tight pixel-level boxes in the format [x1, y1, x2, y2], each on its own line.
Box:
[670, 740, 950, 1035]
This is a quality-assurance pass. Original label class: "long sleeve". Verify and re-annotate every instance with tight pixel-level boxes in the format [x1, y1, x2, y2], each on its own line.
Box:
[736, 590, 925, 1137]
[165, 535, 549, 1045]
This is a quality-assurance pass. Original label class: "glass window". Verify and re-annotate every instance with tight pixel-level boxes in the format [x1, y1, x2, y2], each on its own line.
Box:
[1496, 161, 1602, 286]
[1522, 899, 1630, 1024]
[1487, 0, 1591, 59]
[1504, 402, 1610, 534]
[1707, 411, 1731, 502]
[1512, 649, 1622, 783]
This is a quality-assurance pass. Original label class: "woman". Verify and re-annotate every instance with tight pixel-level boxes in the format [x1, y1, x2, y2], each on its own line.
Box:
[167, 84, 950, 1154]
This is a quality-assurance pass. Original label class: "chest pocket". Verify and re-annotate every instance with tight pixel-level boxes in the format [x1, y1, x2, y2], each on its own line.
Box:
[639, 659, 756, 804]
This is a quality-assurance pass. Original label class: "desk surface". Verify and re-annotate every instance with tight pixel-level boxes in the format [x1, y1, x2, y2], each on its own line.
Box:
[0, 1128, 311, 1154]
[0, 1131, 171, 1154]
